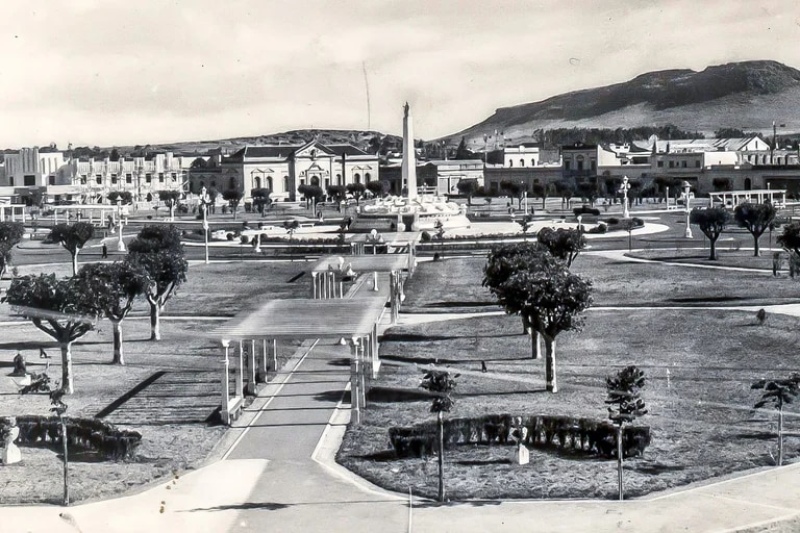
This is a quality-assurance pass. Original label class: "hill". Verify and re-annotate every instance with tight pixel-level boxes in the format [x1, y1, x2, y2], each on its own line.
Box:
[446, 60, 800, 146]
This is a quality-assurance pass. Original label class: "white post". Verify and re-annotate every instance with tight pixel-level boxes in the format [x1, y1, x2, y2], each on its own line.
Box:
[684, 182, 693, 239]
[372, 321, 380, 378]
[621, 176, 630, 219]
[359, 336, 367, 410]
[236, 341, 244, 398]
[350, 338, 361, 425]
[116, 202, 126, 252]
[254, 232, 262, 253]
[221, 340, 231, 425]
[250, 339, 256, 387]
[262, 339, 268, 375]
[272, 339, 277, 372]
[203, 203, 209, 265]
[311, 272, 318, 299]
[372, 271, 379, 292]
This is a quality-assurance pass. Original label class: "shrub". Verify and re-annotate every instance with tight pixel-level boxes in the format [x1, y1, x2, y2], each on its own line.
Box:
[606, 217, 620, 225]
[240, 235, 251, 244]
[226, 233, 235, 241]
[573, 206, 601, 217]
[588, 223, 607, 234]
[631, 217, 645, 227]
[420, 231, 432, 242]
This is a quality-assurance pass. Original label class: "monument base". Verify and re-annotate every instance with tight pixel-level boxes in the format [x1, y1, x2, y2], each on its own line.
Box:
[352, 195, 471, 233]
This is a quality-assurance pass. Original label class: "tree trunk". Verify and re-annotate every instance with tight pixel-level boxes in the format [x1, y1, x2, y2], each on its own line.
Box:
[60, 342, 74, 394]
[150, 303, 161, 341]
[112, 320, 124, 365]
[544, 336, 557, 392]
[437, 410, 445, 503]
[709, 238, 717, 260]
[617, 424, 624, 501]
[753, 234, 760, 257]
[170, 204, 175, 222]
[531, 330, 542, 360]
[71, 250, 79, 277]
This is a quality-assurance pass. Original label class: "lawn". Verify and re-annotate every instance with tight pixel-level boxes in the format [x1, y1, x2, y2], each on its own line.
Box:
[338, 256, 800, 501]
[0, 259, 311, 504]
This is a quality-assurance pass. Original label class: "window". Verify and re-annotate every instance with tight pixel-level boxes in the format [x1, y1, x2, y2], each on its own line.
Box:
[591, 161, 596, 171]
[681, 160, 687, 168]
[354, 173, 361, 184]
[48, 175, 56, 186]
[96, 174, 103, 184]
[254, 176, 262, 189]
[668, 161, 674, 168]
[657, 161, 664, 168]
[111, 174, 118, 184]
[508, 160, 513, 167]
[267, 177, 273, 190]
[229, 177, 236, 189]
[519, 159, 525, 167]
[695, 160, 701, 168]
[325, 178, 330, 189]
[210, 180, 217, 188]
[283, 176, 289, 191]
[336, 173, 342, 185]
[24, 175, 35, 186]
[146, 173, 152, 183]
[80, 175, 87, 185]
[365, 173, 371, 182]
[564, 161, 571, 171]
[126, 173, 133, 184]
[300, 178, 305, 186]
[8, 177, 13, 186]
[158, 173, 164, 183]
[531, 159, 536, 166]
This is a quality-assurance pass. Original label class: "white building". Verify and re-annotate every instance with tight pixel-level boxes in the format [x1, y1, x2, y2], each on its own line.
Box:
[2, 147, 72, 187]
[503, 143, 561, 168]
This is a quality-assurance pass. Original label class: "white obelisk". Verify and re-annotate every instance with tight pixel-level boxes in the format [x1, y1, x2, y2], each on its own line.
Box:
[402, 102, 418, 200]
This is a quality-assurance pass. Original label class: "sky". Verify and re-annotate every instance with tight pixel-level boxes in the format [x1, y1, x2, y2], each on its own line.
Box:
[1, 0, 799, 148]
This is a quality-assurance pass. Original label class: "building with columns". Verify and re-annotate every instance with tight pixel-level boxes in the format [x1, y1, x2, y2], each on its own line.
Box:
[198, 141, 379, 202]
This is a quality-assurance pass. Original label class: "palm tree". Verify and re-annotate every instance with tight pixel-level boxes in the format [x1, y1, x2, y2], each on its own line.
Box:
[752, 374, 800, 466]
[419, 369, 457, 503]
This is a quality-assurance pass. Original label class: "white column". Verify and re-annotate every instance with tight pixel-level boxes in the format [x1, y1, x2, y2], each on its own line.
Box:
[372, 271, 379, 292]
[311, 272, 318, 299]
[250, 339, 256, 386]
[350, 338, 361, 425]
[236, 341, 244, 398]
[221, 340, 231, 425]
[262, 339, 268, 375]
[272, 339, 278, 372]
[359, 336, 367, 410]
[372, 322, 380, 378]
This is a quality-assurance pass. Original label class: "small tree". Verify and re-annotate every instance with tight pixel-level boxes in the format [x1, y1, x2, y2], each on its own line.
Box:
[752, 374, 800, 466]
[0, 221, 25, 279]
[346, 183, 367, 205]
[518, 215, 534, 241]
[222, 189, 244, 219]
[283, 220, 300, 240]
[605, 365, 648, 500]
[251, 188, 272, 215]
[77, 262, 148, 365]
[777, 223, 800, 257]
[690, 207, 731, 260]
[484, 247, 592, 392]
[327, 185, 347, 211]
[126, 225, 188, 341]
[536, 227, 586, 268]
[419, 369, 457, 503]
[159, 190, 182, 221]
[366, 180, 389, 199]
[2, 275, 102, 394]
[49, 222, 95, 276]
[734, 203, 776, 257]
[456, 179, 479, 205]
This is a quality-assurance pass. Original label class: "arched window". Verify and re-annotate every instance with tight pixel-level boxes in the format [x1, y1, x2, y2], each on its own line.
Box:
[254, 176, 262, 189]
[325, 178, 330, 189]
[283, 175, 289, 192]
[210, 180, 217, 188]
[267, 177, 273, 190]
[519, 159, 524, 167]
[365, 173, 371, 182]
[229, 177, 236, 189]
[508, 160, 513, 167]
[336, 174, 343, 185]
[311, 175, 320, 187]
[531, 159, 536, 166]
[744, 178, 752, 190]
[354, 173, 361, 184]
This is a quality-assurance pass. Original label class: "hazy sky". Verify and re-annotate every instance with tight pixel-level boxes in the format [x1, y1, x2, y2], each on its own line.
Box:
[1, 0, 799, 148]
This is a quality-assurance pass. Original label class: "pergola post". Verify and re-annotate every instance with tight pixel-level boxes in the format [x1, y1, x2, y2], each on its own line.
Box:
[249, 339, 256, 389]
[236, 341, 244, 398]
[221, 340, 231, 425]
[350, 338, 362, 425]
[311, 272, 318, 299]
[359, 336, 368, 409]
[372, 321, 380, 378]
[272, 339, 278, 373]
[372, 271, 379, 292]
[262, 338, 268, 377]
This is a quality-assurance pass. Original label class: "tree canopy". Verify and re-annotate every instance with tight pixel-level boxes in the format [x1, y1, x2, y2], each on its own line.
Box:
[536, 227, 586, 268]
[2, 274, 103, 393]
[690, 207, 731, 260]
[456, 179, 480, 204]
[0, 221, 25, 278]
[222, 189, 244, 218]
[777, 222, 800, 256]
[251, 188, 272, 214]
[366, 180, 389, 198]
[734, 203, 776, 257]
[49, 222, 95, 275]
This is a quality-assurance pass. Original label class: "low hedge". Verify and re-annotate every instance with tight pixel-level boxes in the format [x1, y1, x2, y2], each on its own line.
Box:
[0, 415, 142, 461]
[388, 413, 650, 460]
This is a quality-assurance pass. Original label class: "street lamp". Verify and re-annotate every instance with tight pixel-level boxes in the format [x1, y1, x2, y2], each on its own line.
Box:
[619, 176, 631, 219]
[682, 180, 693, 239]
[577, 214, 583, 235]
[366, 229, 384, 291]
[200, 186, 210, 264]
[116, 199, 126, 252]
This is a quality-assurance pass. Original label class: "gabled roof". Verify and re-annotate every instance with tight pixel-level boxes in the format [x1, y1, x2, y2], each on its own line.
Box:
[326, 144, 370, 157]
[227, 142, 372, 161]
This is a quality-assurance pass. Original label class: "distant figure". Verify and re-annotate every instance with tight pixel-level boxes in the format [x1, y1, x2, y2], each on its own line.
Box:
[39, 347, 50, 359]
[101, 243, 108, 259]
[11, 352, 26, 377]
[773, 252, 782, 277]
[756, 308, 767, 326]
[481, 360, 488, 373]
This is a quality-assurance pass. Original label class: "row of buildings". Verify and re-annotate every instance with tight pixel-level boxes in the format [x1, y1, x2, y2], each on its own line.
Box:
[2, 135, 800, 206]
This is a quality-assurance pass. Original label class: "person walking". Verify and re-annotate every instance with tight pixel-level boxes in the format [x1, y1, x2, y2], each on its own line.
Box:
[101, 242, 108, 259]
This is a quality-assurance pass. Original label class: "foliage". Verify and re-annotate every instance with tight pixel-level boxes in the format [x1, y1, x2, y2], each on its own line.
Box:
[690, 207, 731, 260]
[606, 366, 648, 426]
[158, 190, 181, 209]
[107, 191, 133, 204]
[751, 374, 800, 411]
[0, 221, 25, 278]
[734, 203, 776, 257]
[251, 188, 272, 214]
[536, 227, 586, 268]
[222, 189, 244, 218]
[366, 180, 389, 198]
[419, 370, 457, 413]
[127, 224, 182, 254]
[777, 222, 800, 256]
[346, 182, 366, 201]
[77, 262, 148, 321]
[573, 206, 601, 217]
[298, 184, 324, 202]
[455, 136, 474, 159]
[326, 185, 347, 203]
[388, 414, 651, 459]
[456, 179, 480, 203]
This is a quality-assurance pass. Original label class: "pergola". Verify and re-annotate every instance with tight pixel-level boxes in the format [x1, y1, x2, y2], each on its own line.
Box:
[310, 255, 408, 323]
[709, 189, 787, 209]
[209, 297, 388, 425]
[52, 204, 129, 226]
[349, 231, 418, 274]
[0, 203, 26, 223]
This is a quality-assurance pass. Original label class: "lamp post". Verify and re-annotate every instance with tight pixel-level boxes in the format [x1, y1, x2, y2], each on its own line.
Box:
[577, 214, 583, 235]
[201, 186, 210, 264]
[116, 199, 126, 252]
[366, 229, 383, 291]
[620, 176, 631, 219]
[682, 180, 693, 239]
